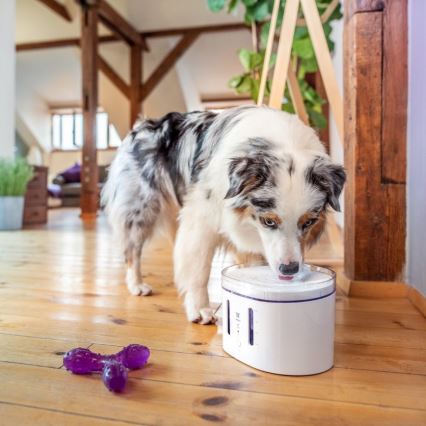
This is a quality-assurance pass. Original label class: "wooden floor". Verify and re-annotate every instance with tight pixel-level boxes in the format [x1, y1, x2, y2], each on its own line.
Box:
[0, 209, 425, 425]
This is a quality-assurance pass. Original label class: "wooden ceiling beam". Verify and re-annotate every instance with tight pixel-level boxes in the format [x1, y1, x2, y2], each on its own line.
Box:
[139, 31, 200, 102]
[16, 22, 248, 51]
[98, 54, 130, 99]
[96, 0, 147, 50]
[16, 35, 119, 51]
[36, 0, 72, 22]
[141, 23, 248, 38]
[16, 38, 80, 51]
[201, 95, 252, 103]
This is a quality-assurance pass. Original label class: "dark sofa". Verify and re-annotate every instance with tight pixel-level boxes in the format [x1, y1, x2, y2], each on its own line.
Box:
[52, 164, 109, 207]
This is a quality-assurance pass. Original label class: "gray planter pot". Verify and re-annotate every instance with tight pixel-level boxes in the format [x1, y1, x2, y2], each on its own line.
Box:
[0, 196, 24, 230]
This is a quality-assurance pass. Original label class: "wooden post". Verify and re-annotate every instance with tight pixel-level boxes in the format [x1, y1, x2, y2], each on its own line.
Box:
[130, 44, 142, 126]
[80, 4, 99, 219]
[344, 1, 406, 285]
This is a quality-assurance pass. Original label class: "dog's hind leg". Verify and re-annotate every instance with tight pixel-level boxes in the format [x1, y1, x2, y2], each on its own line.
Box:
[125, 236, 152, 296]
[173, 206, 219, 324]
[124, 198, 161, 296]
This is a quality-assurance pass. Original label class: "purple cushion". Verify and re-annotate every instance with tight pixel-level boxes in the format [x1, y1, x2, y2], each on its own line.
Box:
[48, 183, 62, 198]
[60, 163, 81, 183]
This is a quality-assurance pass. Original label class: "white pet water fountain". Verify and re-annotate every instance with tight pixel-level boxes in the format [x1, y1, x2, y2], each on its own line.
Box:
[222, 264, 336, 375]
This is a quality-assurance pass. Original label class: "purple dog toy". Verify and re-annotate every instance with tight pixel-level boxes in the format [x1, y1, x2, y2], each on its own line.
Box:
[63, 344, 150, 392]
[102, 360, 128, 392]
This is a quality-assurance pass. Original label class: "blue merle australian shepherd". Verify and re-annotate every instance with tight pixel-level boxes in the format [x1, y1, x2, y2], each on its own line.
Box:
[102, 106, 345, 324]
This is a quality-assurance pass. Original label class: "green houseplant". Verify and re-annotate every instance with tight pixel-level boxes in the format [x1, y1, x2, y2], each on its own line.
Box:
[207, 0, 342, 129]
[0, 158, 33, 230]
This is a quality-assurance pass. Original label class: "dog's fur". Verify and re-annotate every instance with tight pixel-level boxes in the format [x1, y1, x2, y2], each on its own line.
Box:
[102, 106, 345, 324]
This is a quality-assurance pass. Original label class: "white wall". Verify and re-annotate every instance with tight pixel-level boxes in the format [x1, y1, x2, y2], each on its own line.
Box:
[13, 0, 251, 153]
[48, 150, 116, 179]
[329, 14, 344, 227]
[142, 37, 186, 117]
[15, 0, 113, 43]
[0, 1, 16, 158]
[407, 0, 426, 297]
[126, 0, 244, 31]
[15, 113, 43, 150]
[16, 79, 51, 152]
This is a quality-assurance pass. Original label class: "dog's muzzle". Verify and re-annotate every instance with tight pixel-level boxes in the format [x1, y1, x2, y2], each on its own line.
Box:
[279, 261, 300, 276]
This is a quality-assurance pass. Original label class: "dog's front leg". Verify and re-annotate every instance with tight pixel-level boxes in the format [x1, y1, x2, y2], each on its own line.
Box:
[174, 210, 218, 325]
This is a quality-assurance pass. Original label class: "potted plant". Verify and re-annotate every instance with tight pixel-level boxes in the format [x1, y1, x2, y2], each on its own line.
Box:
[207, 0, 343, 129]
[0, 158, 33, 230]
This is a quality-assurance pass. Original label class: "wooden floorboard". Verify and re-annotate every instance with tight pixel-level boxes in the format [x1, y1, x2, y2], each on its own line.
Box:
[1, 363, 426, 426]
[0, 208, 425, 425]
[0, 403, 134, 426]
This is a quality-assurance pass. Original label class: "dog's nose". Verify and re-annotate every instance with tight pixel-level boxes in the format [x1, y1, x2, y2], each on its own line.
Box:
[279, 262, 299, 275]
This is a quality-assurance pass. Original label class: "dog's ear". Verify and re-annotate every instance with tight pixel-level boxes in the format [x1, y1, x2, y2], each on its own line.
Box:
[225, 156, 271, 199]
[306, 157, 346, 211]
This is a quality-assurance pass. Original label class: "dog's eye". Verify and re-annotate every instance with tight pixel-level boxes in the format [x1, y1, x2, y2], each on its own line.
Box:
[302, 218, 317, 231]
[260, 217, 278, 229]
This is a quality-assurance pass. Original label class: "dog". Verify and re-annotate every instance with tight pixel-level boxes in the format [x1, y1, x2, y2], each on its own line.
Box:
[102, 105, 345, 324]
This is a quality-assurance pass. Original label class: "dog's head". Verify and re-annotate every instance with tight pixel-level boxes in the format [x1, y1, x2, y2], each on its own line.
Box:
[225, 138, 345, 280]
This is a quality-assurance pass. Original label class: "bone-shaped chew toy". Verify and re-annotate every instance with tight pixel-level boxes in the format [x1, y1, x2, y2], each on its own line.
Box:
[63, 344, 150, 392]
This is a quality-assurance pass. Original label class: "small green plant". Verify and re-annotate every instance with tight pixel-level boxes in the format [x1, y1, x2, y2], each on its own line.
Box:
[0, 158, 33, 196]
[207, 0, 342, 129]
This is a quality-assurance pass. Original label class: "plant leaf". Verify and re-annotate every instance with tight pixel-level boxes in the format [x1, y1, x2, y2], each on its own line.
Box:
[244, 8, 255, 24]
[309, 109, 327, 129]
[294, 26, 308, 39]
[302, 57, 318, 72]
[238, 48, 252, 71]
[267, 0, 275, 13]
[207, 0, 226, 12]
[328, 4, 343, 22]
[292, 37, 314, 59]
[282, 102, 295, 114]
[323, 22, 333, 37]
[251, 78, 260, 101]
[260, 22, 270, 49]
[265, 78, 272, 97]
[229, 75, 244, 88]
[227, 0, 239, 12]
[276, 2, 285, 27]
[253, 1, 269, 21]
[0, 158, 33, 196]
[251, 51, 263, 69]
[235, 74, 253, 94]
[207, 0, 344, 131]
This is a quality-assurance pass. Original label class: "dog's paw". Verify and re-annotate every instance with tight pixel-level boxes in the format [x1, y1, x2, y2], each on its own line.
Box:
[127, 282, 153, 296]
[187, 307, 217, 325]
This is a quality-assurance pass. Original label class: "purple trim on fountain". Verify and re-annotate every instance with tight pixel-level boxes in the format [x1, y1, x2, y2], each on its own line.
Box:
[222, 287, 336, 303]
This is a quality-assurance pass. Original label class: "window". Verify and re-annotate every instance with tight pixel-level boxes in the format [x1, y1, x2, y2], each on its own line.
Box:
[51, 110, 121, 150]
